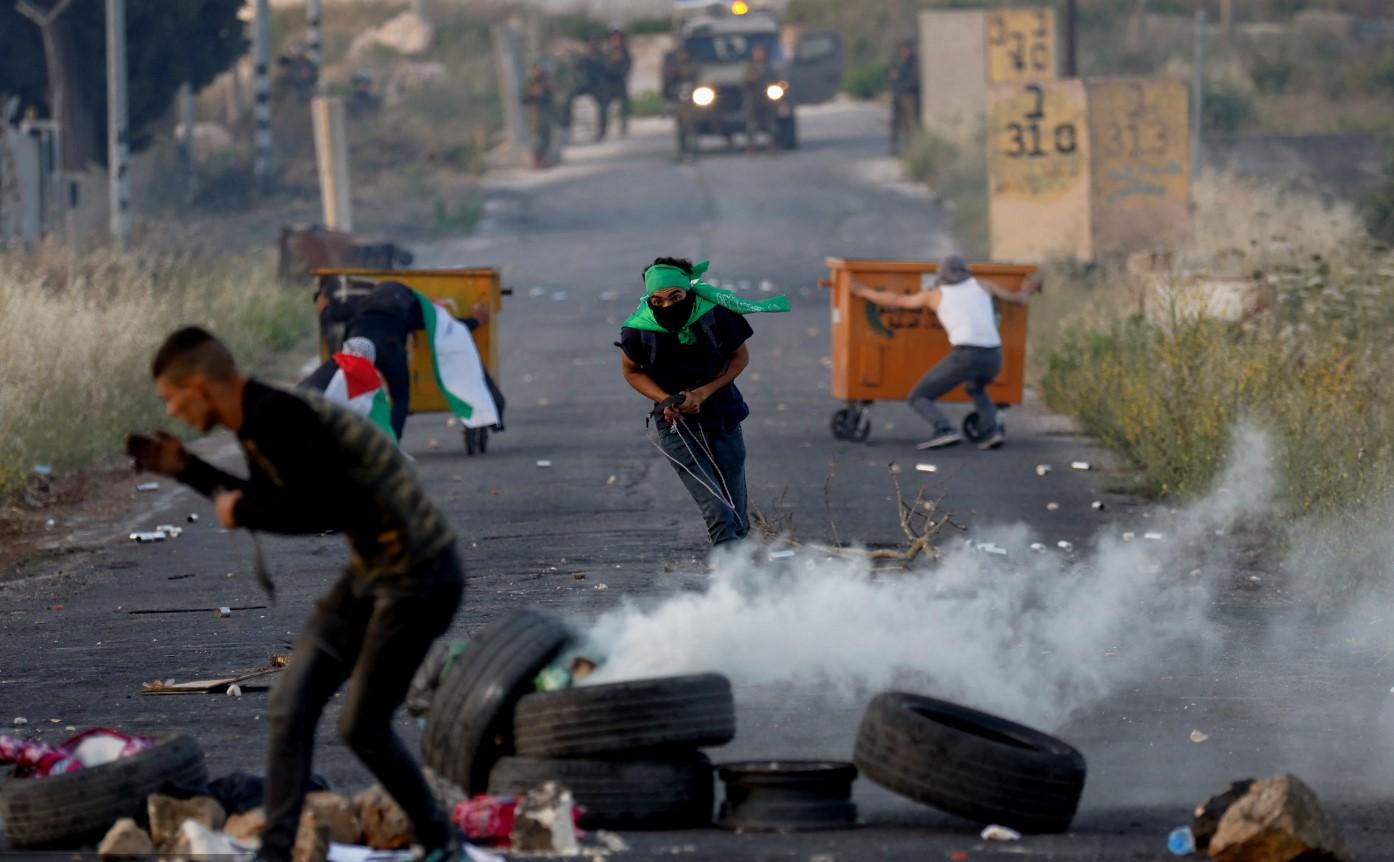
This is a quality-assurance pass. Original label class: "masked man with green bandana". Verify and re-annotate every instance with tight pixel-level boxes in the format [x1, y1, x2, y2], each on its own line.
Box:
[618, 257, 789, 547]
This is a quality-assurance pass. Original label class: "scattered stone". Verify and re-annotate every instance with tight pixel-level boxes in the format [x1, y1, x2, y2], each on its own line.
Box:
[1122, 531, 1136, 541]
[294, 808, 331, 862]
[1029, 542, 1048, 552]
[1190, 729, 1210, 743]
[225, 807, 268, 844]
[227, 684, 243, 698]
[98, 818, 155, 859]
[511, 782, 578, 854]
[1205, 774, 1352, 862]
[165, 819, 237, 858]
[1057, 540, 1074, 552]
[302, 791, 362, 845]
[427, 439, 441, 450]
[536, 460, 552, 468]
[1091, 501, 1106, 511]
[1035, 464, 1052, 476]
[606, 475, 617, 485]
[915, 463, 937, 473]
[130, 532, 166, 543]
[147, 793, 226, 846]
[137, 482, 160, 492]
[595, 583, 608, 592]
[769, 549, 796, 559]
[1071, 461, 1091, 471]
[1192, 780, 1254, 853]
[355, 784, 413, 850]
[1046, 502, 1060, 511]
[596, 830, 629, 852]
[12, 717, 27, 726]
[1144, 532, 1165, 541]
[187, 514, 199, 523]
[216, 607, 232, 618]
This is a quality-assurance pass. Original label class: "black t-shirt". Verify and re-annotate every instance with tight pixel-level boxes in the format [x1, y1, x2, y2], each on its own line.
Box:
[619, 307, 753, 433]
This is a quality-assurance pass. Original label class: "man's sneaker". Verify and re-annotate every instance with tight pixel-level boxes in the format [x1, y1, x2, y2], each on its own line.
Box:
[978, 429, 1005, 450]
[916, 430, 962, 450]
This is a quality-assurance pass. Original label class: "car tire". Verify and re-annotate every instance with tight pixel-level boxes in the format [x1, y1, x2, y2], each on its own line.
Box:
[513, 674, 735, 758]
[488, 755, 714, 829]
[716, 761, 858, 832]
[853, 692, 1086, 834]
[421, 609, 574, 795]
[0, 732, 208, 848]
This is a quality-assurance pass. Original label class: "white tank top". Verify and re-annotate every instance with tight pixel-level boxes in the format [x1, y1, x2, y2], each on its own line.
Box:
[924, 276, 1001, 348]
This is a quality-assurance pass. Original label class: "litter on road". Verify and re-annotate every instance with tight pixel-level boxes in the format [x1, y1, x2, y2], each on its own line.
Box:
[1091, 501, 1106, 511]
[127, 605, 267, 615]
[915, 463, 937, 473]
[1190, 730, 1210, 743]
[769, 549, 796, 559]
[129, 532, 166, 543]
[536, 460, 552, 468]
[981, 824, 1022, 841]
[1144, 532, 1165, 541]
[1071, 462, 1091, 471]
[136, 482, 160, 492]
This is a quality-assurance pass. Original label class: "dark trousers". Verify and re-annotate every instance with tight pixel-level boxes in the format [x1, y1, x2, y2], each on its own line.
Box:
[908, 345, 1002, 435]
[260, 548, 464, 862]
[655, 422, 749, 546]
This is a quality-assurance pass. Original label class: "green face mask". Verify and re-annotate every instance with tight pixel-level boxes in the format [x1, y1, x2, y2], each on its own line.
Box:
[622, 260, 791, 344]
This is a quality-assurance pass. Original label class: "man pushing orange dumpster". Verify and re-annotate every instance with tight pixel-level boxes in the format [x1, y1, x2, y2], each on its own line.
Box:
[852, 254, 1041, 451]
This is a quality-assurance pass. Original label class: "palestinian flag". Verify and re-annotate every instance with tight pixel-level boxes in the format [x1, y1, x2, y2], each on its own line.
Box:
[325, 353, 396, 441]
[417, 293, 500, 429]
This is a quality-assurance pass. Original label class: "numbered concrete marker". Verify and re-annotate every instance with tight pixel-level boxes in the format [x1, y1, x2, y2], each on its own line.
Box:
[988, 80, 1091, 262]
[918, 6, 1058, 139]
[1086, 77, 1191, 256]
[985, 7, 1057, 84]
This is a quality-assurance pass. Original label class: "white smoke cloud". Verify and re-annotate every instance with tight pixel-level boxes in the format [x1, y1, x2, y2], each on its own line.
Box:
[581, 425, 1281, 731]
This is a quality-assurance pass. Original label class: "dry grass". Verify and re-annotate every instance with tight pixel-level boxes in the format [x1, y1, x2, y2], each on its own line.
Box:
[0, 247, 313, 496]
[1035, 172, 1394, 516]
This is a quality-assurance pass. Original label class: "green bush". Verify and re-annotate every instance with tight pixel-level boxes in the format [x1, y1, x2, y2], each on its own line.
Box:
[1203, 83, 1256, 133]
[1249, 52, 1294, 94]
[1363, 136, 1394, 245]
[842, 61, 889, 100]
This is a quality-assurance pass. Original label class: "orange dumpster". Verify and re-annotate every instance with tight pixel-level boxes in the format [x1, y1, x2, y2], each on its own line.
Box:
[312, 267, 508, 452]
[821, 258, 1035, 443]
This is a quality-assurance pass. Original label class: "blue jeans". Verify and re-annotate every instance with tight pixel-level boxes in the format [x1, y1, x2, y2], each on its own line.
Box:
[909, 346, 1003, 435]
[655, 422, 749, 546]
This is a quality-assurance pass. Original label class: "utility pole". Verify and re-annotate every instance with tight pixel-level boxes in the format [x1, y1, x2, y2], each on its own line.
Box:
[306, 0, 323, 75]
[253, 0, 273, 189]
[178, 82, 195, 205]
[1064, 0, 1077, 77]
[1191, 9, 1206, 184]
[105, 0, 129, 245]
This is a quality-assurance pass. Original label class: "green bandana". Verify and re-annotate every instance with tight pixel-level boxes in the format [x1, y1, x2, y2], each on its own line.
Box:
[622, 260, 791, 344]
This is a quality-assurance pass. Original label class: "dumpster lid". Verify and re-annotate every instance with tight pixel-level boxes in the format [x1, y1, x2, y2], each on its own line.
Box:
[824, 258, 1037, 277]
[311, 266, 500, 277]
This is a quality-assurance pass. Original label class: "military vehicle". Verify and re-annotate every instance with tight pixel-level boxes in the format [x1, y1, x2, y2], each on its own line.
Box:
[664, 1, 843, 153]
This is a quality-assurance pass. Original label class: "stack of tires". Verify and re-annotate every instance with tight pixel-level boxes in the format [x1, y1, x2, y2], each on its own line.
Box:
[421, 609, 735, 829]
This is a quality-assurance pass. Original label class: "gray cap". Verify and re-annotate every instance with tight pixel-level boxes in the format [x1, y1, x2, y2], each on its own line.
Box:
[936, 254, 972, 286]
[341, 337, 376, 362]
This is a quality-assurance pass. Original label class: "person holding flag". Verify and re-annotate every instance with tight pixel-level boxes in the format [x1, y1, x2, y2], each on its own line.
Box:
[315, 281, 501, 441]
[301, 337, 396, 441]
[618, 258, 788, 548]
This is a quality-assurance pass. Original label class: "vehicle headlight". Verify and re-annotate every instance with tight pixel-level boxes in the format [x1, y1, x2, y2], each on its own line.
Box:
[765, 83, 786, 101]
[692, 86, 716, 107]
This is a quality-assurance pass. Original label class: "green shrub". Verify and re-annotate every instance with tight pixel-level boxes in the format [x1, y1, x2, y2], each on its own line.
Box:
[1250, 52, 1294, 94]
[1203, 83, 1256, 133]
[1362, 136, 1394, 245]
[842, 61, 889, 100]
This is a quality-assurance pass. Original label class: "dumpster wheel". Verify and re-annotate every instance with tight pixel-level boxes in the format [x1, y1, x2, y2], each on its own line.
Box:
[962, 411, 1004, 444]
[463, 426, 489, 455]
[830, 406, 871, 443]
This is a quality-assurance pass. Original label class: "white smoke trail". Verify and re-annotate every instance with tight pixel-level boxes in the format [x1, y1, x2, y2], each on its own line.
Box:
[582, 426, 1279, 731]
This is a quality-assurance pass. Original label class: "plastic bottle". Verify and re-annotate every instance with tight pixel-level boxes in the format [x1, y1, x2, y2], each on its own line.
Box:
[1167, 826, 1196, 856]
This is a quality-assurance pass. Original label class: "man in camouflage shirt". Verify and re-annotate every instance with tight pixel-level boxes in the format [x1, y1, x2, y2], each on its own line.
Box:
[127, 327, 463, 862]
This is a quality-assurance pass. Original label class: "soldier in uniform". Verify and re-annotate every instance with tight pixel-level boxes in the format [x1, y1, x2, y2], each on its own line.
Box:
[742, 43, 775, 153]
[566, 36, 609, 142]
[522, 63, 555, 169]
[888, 38, 921, 155]
[602, 28, 633, 139]
[667, 48, 700, 161]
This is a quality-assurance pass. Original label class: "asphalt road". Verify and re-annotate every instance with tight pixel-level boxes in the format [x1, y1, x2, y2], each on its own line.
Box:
[3, 101, 1393, 860]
